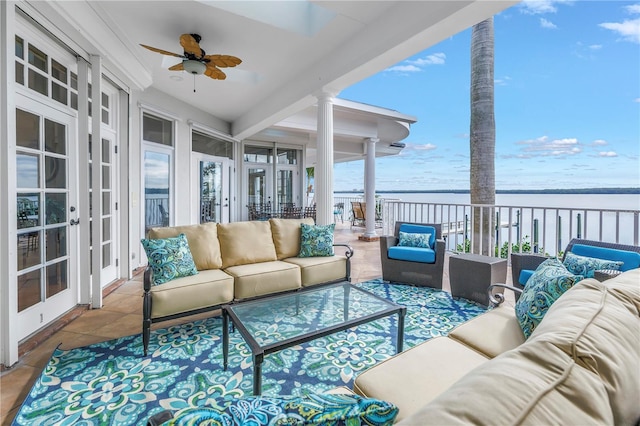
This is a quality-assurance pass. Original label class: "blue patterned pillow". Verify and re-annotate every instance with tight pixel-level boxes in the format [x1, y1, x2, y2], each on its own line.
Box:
[299, 223, 335, 257]
[141, 233, 198, 286]
[515, 258, 584, 339]
[563, 251, 623, 278]
[163, 392, 398, 425]
[398, 231, 432, 248]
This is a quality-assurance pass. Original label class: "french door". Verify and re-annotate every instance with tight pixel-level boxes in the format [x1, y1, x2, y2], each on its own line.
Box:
[16, 95, 78, 340]
[192, 154, 231, 224]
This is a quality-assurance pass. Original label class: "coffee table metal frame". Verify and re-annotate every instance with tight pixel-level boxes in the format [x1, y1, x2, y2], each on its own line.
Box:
[222, 281, 406, 395]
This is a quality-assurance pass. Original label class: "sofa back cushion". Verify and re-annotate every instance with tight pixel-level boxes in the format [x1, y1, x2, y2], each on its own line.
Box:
[527, 269, 640, 425]
[269, 217, 314, 259]
[570, 243, 640, 271]
[148, 223, 222, 270]
[217, 221, 278, 268]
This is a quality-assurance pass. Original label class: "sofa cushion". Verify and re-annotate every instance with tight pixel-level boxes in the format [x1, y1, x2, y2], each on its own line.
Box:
[163, 392, 398, 426]
[449, 305, 525, 359]
[563, 251, 623, 278]
[515, 258, 583, 338]
[224, 260, 301, 299]
[398, 231, 431, 248]
[269, 217, 315, 259]
[141, 233, 198, 286]
[399, 339, 614, 425]
[570, 244, 640, 271]
[148, 222, 222, 270]
[518, 269, 535, 286]
[149, 269, 234, 318]
[387, 246, 436, 264]
[283, 255, 347, 287]
[398, 224, 435, 248]
[353, 336, 489, 423]
[217, 221, 278, 268]
[299, 223, 335, 257]
[528, 270, 640, 425]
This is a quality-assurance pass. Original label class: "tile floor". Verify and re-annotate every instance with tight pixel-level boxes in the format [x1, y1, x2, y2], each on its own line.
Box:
[0, 223, 493, 424]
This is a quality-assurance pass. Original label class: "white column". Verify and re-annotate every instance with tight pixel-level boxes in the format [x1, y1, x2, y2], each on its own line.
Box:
[90, 55, 103, 309]
[315, 92, 335, 225]
[363, 138, 379, 238]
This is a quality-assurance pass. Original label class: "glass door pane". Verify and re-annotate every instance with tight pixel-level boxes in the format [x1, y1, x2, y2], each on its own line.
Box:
[277, 169, 294, 209]
[144, 150, 170, 232]
[200, 161, 222, 223]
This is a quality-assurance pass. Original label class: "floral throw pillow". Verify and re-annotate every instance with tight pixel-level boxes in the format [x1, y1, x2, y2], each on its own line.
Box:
[141, 233, 198, 286]
[398, 231, 432, 248]
[515, 258, 584, 339]
[163, 392, 398, 426]
[299, 223, 335, 257]
[563, 251, 623, 278]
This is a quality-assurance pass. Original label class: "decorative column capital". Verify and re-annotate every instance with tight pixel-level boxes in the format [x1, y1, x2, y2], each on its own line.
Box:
[365, 137, 380, 144]
[314, 89, 338, 103]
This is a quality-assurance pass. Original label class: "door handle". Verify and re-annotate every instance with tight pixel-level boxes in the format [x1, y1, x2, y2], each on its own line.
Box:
[70, 219, 80, 226]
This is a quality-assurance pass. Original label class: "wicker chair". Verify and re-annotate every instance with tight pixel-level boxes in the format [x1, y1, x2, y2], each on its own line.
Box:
[380, 221, 445, 289]
[511, 238, 640, 294]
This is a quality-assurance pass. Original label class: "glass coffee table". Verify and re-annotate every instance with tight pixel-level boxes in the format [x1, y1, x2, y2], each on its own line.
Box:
[222, 282, 406, 395]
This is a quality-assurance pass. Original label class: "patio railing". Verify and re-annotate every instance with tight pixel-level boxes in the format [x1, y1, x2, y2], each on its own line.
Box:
[336, 196, 640, 260]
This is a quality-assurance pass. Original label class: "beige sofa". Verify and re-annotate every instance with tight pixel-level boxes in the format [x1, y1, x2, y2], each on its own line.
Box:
[142, 218, 353, 355]
[353, 268, 640, 424]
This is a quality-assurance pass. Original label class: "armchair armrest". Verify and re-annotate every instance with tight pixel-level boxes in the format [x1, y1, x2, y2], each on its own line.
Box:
[487, 284, 523, 307]
[510, 253, 548, 288]
[333, 243, 354, 282]
[143, 266, 153, 292]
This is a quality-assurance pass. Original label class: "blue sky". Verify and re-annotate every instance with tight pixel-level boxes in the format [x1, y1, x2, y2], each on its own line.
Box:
[334, 0, 640, 191]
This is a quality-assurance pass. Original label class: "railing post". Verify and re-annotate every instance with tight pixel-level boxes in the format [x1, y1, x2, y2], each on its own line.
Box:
[557, 215, 562, 255]
[533, 219, 539, 254]
[576, 213, 582, 239]
[516, 209, 520, 242]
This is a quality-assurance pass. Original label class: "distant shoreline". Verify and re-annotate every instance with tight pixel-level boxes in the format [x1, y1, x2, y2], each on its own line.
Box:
[335, 188, 640, 195]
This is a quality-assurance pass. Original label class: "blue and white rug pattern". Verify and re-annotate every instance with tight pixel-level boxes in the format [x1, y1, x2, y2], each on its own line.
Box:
[13, 280, 485, 425]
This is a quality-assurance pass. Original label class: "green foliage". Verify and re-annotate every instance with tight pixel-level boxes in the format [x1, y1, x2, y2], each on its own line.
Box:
[456, 236, 535, 258]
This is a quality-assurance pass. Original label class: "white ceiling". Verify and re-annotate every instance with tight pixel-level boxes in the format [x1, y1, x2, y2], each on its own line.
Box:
[34, 0, 517, 148]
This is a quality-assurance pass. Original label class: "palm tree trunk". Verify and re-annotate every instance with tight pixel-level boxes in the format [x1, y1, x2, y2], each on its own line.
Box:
[470, 17, 496, 256]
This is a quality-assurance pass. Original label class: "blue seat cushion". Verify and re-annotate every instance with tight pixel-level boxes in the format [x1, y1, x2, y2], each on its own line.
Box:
[398, 224, 436, 248]
[518, 269, 535, 286]
[570, 244, 640, 272]
[388, 246, 436, 263]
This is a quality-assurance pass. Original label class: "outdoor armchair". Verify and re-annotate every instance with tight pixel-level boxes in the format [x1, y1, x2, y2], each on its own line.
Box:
[380, 221, 445, 289]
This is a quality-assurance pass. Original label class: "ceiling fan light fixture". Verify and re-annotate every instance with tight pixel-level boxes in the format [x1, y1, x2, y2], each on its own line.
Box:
[183, 59, 206, 75]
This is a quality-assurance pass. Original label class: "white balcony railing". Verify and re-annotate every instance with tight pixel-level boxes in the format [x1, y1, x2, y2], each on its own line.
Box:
[335, 196, 640, 260]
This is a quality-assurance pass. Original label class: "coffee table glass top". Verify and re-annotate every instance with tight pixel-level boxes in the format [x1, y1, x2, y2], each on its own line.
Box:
[226, 282, 399, 348]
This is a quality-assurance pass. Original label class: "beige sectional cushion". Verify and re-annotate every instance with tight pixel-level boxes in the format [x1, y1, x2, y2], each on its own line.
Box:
[149, 269, 234, 318]
[148, 223, 222, 270]
[399, 340, 614, 425]
[217, 221, 278, 268]
[353, 337, 489, 422]
[269, 218, 314, 260]
[283, 255, 347, 286]
[224, 261, 301, 299]
[449, 305, 525, 358]
[527, 270, 640, 425]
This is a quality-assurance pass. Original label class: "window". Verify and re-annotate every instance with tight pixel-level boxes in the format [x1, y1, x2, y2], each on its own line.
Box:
[244, 146, 272, 163]
[143, 113, 173, 146]
[277, 148, 297, 165]
[192, 131, 233, 159]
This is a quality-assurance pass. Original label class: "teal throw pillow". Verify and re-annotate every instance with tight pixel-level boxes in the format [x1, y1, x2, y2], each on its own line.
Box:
[299, 223, 335, 257]
[515, 258, 584, 339]
[563, 251, 623, 278]
[141, 233, 198, 286]
[398, 231, 431, 248]
[164, 392, 398, 425]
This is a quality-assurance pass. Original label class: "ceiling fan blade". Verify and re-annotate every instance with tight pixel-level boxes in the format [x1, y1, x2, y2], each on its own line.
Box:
[204, 54, 242, 68]
[180, 34, 203, 58]
[168, 62, 184, 71]
[140, 44, 183, 58]
[204, 63, 227, 80]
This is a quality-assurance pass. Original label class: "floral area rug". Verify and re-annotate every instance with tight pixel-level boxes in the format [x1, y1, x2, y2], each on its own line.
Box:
[13, 279, 485, 425]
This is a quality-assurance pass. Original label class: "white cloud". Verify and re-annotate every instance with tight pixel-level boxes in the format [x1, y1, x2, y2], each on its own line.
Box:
[634, 97, 640, 103]
[540, 18, 557, 29]
[599, 151, 618, 157]
[625, 4, 640, 14]
[591, 139, 608, 146]
[589, 44, 603, 50]
[599, 18, 640, 44]
[411, 143, 437, 151]
[386, 53, 446, 74]
[495, 75, 512, 85]
[520, 0, 573, 15]
[516, 136, 583, 156]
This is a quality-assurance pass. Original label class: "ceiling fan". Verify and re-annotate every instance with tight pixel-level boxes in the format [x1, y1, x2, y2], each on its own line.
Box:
[140, 33, 242, 81]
